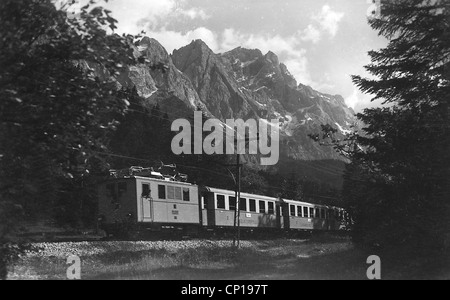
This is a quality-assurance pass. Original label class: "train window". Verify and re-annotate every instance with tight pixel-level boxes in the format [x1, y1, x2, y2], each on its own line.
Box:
[321, 209, 326, 219]
[167, 186, 182, 200]
[183, 188, 190, 202]
[175, 187, 182, 200]
[217, 195, 226, 210]
[290, 205, 296, 217]
[168, 186, 174, 199]
[240, 198, 247, 212]
[118, 183, 127, 197]
[249, 200, 257, 212]
[304, 207, 309, 218]
[268, 202, 275, 215]
[316, 208, 321, 219]
[158, 185, 166, 199]
[229, 197, 237, 211]
[310, 207, 315, 218]
[259, 201, 266, 214]
[142, 184, 151, 198]
[297, 206, 303, 218]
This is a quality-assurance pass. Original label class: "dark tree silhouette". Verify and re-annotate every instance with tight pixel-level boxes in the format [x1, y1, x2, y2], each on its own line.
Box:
[0, 0, 137, 279]
[314, 0, 449, 251]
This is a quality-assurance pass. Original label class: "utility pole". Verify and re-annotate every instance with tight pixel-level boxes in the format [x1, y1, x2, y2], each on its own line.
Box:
[232, 135, 259, 249]
[233, 154, 243, 248]
[223, 133, 259, 249]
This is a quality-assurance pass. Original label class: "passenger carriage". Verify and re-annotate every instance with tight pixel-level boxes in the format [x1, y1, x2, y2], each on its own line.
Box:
[201, 187, 280, 232]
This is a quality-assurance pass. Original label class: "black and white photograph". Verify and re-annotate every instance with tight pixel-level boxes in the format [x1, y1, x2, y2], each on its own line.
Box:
[0, 0, 449, 283]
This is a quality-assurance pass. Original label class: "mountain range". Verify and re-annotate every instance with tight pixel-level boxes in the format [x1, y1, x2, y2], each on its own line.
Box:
[113, 37, 358, 163]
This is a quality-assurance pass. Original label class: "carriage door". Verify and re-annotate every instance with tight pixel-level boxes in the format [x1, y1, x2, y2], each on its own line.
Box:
[141, 183, 153, 222]
[206, 193, 216, 227]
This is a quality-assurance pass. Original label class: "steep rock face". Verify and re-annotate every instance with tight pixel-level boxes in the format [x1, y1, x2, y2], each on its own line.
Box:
[109, 37, 358, 161]
[172, 40, 254, 119]
[116, 38, 207, 118]
[219, 47, 358, 160]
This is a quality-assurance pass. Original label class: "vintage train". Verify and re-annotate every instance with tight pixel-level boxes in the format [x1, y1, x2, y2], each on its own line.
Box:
[98, 167, 347, 239]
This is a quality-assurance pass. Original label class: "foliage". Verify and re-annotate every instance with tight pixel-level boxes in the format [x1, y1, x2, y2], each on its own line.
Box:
[313, 0, 450, 251]
[0, 0, 137, 279]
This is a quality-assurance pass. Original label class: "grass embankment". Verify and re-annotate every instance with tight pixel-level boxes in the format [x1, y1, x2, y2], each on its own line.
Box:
[8, 235, 450, 280]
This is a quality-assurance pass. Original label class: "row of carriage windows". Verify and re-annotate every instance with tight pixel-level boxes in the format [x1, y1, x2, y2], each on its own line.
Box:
[289, 205, 342, 220]
[213, 194, 340, 220]
[215, 195, 275, 215]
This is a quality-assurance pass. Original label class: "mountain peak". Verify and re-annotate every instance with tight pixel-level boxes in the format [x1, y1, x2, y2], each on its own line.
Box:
[188, 39, 214, 53]
[223, 47, 263, 63]
[137, 37, 170, 62]
[265, 51, 279, 65]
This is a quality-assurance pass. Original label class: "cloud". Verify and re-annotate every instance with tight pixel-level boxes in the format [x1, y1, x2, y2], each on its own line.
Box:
[177, 8, 210, 20]
[299, 5, 344, 44]
[313, 5, 345, 37]
[301, 25, 322, 44]
[345, 89, 384, 112]
[346, 89, 360, 110]
[104, 0, 210, 35]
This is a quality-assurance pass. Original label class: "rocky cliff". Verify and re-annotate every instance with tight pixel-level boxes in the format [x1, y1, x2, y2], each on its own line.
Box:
[114, 37, 358, 162]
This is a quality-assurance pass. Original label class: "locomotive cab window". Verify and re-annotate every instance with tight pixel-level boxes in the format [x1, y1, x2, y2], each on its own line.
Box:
[183, 188, 190, 202]
[158, 185, 166, 199]
[217, 195, 226, 210]
[142, 184, 151, 198]
[167, 186, 182, 200]
[175, 187, 182, 200]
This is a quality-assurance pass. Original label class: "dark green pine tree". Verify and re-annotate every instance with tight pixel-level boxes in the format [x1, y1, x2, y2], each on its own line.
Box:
[348, 0, 450, 250]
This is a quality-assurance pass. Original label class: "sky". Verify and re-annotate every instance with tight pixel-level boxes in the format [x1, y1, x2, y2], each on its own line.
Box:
[96, 0, 389, 112]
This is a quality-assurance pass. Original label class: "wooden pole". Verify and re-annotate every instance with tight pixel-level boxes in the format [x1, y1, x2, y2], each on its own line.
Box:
[233, 154, 240, 248]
